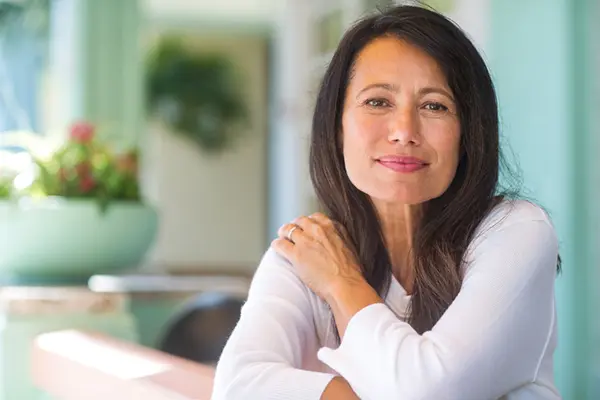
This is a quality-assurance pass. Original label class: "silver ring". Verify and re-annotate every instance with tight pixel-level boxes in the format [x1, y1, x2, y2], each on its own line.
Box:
[287, 225, 298, 242]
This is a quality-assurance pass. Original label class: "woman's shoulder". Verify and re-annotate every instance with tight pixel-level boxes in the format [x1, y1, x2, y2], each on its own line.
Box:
[251, 247, 295, 285]
[250, 247, 318, 301]
[477, 198, 555, 235]
[463, 198, 560, 277]
[468, 198, 558, 254]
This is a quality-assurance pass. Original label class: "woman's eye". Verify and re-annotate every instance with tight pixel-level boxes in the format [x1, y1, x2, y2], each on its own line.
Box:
[365, 98, 390, 108]
[423, 102, 449, 112]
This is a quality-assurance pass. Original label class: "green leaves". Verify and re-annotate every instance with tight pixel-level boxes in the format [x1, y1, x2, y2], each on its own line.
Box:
[23, 122, 141, 212]
[0, 178, 10, 198]
[146, 37, 248, 152]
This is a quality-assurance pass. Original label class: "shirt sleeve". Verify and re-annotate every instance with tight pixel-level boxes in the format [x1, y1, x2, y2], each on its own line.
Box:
[317, 212, 559, 400]
[212, 248, 336, 400]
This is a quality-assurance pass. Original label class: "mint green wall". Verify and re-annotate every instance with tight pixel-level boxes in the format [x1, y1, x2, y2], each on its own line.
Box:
[0, 305, 137, 400]
[74, 0, 143, 146]
[490, 0, 596, 398]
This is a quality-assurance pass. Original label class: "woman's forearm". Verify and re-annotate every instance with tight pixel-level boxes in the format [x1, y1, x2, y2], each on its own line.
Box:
[321, 376, 360, 400]
[326, 280, 383, 338]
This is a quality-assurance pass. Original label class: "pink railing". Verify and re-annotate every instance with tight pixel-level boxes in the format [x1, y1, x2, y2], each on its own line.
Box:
[31, 330, 215, 400]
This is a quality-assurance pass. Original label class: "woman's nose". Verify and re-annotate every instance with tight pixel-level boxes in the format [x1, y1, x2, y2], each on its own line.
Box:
[387, 107, 420, 146]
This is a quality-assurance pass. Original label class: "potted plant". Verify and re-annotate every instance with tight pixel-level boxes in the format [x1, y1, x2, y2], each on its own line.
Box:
[146, 37, 248, 153]
[0, 122, 158, 283]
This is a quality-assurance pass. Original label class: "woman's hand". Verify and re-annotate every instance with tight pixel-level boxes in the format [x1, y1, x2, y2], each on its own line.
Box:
[273, 212, 383, 338]
[272, 213, 366, 302]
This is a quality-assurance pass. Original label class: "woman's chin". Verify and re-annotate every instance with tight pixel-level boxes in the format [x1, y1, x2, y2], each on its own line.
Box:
[368, 191, 433, 206]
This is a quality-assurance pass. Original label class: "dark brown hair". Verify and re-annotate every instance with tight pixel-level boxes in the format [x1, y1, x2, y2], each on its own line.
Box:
[310, 5, 512, 335]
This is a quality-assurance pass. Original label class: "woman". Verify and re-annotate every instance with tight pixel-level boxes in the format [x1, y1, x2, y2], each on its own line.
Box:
[212, 5, 561, 400]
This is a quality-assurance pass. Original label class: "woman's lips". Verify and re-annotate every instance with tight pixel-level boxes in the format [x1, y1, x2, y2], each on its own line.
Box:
[376, 156, 429, 173]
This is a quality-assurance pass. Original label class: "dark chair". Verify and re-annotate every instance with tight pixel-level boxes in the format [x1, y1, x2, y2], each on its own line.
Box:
[158, 292, 245, 365]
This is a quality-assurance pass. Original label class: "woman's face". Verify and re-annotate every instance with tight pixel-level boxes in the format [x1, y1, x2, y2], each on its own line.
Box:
[342, 36, 461, 206]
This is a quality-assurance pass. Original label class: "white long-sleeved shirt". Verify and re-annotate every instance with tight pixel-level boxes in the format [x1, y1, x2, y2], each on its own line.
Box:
[212, 200, 562, 400]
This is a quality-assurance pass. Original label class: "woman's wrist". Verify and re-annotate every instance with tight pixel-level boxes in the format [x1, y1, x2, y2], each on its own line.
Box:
[325, 278, 383, 338]
[326, 276, 379, 305]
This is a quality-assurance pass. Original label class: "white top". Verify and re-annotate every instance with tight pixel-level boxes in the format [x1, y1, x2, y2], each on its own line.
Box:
[212, 200, 562, 400]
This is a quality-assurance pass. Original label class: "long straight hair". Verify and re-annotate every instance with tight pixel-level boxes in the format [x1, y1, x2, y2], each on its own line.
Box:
[310, 5, 511, 335]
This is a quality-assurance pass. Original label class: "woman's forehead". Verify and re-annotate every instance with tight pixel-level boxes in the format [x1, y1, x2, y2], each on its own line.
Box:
[349, 37, 449, 91]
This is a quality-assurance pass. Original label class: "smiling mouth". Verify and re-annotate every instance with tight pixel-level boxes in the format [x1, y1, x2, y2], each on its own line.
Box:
[375, 155, 429, 173]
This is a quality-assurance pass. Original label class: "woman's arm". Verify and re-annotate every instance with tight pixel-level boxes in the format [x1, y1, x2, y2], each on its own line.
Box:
[321, 377, 360, 400]
[212, 249, 338, 400]
[325, 280, 383, 339]
[318, 208, 559, 400]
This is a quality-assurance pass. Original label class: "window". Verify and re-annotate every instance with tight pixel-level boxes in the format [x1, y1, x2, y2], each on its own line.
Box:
[0, 0, 49, 134]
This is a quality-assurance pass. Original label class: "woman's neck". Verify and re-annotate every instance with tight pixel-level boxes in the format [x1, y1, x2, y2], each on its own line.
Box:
[375, 202, 423, 294]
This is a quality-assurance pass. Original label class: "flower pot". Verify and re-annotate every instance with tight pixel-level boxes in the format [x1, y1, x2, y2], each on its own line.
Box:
[0, 198, 159, 283]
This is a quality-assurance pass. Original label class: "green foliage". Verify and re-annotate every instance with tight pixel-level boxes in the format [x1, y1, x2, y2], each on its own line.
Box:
[0, 178, 10, 199]
[146, 37, 248, 152]
[26, 122, 141, 210]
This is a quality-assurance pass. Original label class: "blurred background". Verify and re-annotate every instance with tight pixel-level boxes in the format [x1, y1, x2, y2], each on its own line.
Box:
[0, 0, 597, 399]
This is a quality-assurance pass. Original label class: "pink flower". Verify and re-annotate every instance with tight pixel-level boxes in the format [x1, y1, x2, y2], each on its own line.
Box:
[70, 122, 95, 143]
[79, 175, 96, 193]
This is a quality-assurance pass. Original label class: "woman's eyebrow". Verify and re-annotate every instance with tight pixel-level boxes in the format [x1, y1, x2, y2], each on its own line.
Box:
[356, 83, 454, 102]
[418, 86, 455, 101]
[356, 82, 400, 98]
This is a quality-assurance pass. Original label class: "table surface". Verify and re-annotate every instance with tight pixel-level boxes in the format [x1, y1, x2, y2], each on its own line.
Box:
[88, 274, 251, 296]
